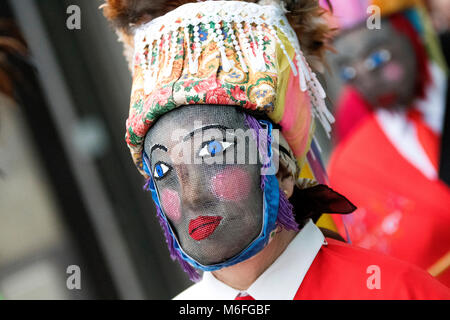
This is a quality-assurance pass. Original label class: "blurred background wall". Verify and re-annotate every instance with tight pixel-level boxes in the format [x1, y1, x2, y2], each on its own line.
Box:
[0, 0, 191, 299]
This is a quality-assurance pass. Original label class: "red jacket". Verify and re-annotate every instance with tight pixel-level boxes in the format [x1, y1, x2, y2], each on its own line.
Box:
[295, 238, 450, 299]
[328, 115, 450, 286]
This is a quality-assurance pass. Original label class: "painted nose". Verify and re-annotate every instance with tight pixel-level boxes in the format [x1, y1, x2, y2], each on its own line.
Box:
[175, 164, 214, 211]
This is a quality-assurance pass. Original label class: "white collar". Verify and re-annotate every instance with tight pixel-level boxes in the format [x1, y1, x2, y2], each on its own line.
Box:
[376, 108, 438, 180]
[173, 219, 325, 300]
[375, 62, 447, 180]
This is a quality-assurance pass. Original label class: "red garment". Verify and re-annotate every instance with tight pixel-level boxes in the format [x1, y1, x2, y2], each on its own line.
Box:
[295, 238, 450, 299]
[328, 115, 450, 286]
[389, 13, 431, 100]
[407, 109, 440, 170]
[235, 294, 255, 300]
[334, 86, 372, 143]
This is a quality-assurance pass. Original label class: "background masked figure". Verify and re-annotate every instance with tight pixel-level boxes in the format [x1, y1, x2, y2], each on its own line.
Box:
[324, 0, 450, 286]
[103, 0, 449, 299]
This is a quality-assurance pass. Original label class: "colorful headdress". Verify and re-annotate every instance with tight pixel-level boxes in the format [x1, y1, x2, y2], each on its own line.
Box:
[321, 0, 446, 70]
[103, 0, 335, 186]
[322, 0, 447, 143]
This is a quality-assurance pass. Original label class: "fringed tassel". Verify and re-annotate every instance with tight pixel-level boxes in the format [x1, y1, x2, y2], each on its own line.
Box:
[192, 23, 202, 71]
[231, 23, 248, 73]
[219, 46, 233, 72]
[295, 53, 310, 92]
[163, 30, 178, 77]
[214, 21, 233, 72]
[244, 113, 274, 192]
[240, 22, 260, 72]
[309, 87, 335, 137]
[143, 179, 201, 282]
[184, 25, 198, 75]
[260, 173, 268, 191]
[142, 178, 151, 191]
[311, 72, 326, 99]
[277, 188, 299, 231]
[143, 38, 155, 94]
[144, 35, 161, 94]
[244, 113, 271, 171]
[254, 22, 267, 72]
[153, 36, 162, 79]
[268, 25, 297, 76]
[161, 33, 170, 76]
[244, 113, 299, 232]
[279, 19, 334, 137]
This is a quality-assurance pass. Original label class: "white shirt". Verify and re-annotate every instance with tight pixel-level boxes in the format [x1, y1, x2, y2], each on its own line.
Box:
[173, 219, 325, 300]
[375, 62, 447, 181]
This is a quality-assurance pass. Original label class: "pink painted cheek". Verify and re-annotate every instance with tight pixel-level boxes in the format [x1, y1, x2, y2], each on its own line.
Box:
[160, 188, 181, 223]
[382, 61, 405, 83]
[211, 168, 251, 202]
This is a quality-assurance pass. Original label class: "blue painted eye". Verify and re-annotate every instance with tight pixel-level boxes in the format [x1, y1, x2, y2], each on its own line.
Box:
[208, 141, 222, 156]
[340, 66, 356, 82]
[198, 140, 233, 157]
[365, 49, 391, 71]
[153, 162, 171, 179]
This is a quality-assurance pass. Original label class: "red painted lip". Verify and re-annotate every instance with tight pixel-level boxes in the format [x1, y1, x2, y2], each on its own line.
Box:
[189, 216, 223, 241]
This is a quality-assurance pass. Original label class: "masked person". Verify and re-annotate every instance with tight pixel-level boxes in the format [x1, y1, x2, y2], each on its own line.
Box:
[103, 0, 450, 299]
[323, 0, 450, 286]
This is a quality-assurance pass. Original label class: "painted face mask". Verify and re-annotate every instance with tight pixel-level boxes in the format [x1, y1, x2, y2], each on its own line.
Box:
[143, 105, 269, 266]
[324, 0, 443, 111]
[332, 19, 418, 109]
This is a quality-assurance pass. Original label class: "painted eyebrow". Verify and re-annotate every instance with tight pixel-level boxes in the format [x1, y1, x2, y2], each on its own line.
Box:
[150, 144, 168, 156]
[183, 124, 232, 142]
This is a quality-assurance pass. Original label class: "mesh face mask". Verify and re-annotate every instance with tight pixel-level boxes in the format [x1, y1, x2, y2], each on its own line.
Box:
[332, 19, 418, 109]
[143, 104, 284, 273]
